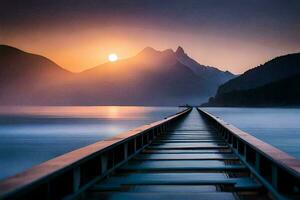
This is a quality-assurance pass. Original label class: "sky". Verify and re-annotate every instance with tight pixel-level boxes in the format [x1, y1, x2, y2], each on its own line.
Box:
[0, 0, 300, 74]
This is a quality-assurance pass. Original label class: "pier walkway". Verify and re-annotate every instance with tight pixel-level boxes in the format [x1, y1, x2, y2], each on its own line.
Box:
[0, 108, 299, 200]
[85, 109, 267, 200]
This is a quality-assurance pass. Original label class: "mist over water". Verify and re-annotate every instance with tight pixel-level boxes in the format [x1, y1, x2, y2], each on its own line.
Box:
[204, 107, 300, 160]
[0, 106, 182, 180]
[1, 106, 299, 181]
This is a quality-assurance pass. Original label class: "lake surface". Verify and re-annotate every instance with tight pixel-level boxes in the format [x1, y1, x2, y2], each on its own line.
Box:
[1, 107, 299, 181]
[0, 106, 182, 180]
[204, 107, 300, 160]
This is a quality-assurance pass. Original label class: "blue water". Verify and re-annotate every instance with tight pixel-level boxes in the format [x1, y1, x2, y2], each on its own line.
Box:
[1, 107, 299, 181]
[0, 106, 182, 180]
[203, 107, 300, 160]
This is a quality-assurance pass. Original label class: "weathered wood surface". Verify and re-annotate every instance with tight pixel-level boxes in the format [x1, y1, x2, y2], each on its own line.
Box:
[85, 109, 268, 200]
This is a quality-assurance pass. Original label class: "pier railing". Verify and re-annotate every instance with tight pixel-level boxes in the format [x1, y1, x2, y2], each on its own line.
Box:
[198, 108, 300, 199]
[0, 107, 191, 200]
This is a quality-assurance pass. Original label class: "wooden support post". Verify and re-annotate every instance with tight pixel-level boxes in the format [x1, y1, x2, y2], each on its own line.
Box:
[141, 134, 144, 147]
[243, 144, 247, 158]
[233, 136, 237, 149]
[271, 165, 278, 189]
[165, 122, 168, 132]
[146, 133, 150, 144]
[73, 167, 81, 193]
[226, 132, 229, 141]
[220, 128, 223, 137]
[134, 138, 137, 152]
[255, 152, 261, 173]
[152, 129, 155, 140]
[101, 154, 108, 174]
[124, 143, 128, 160]
[46, 182, 51, 200]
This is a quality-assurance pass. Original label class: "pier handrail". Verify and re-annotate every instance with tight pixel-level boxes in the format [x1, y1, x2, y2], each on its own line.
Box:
[0, 107, 191, 200]
[198, 108, 300, 199]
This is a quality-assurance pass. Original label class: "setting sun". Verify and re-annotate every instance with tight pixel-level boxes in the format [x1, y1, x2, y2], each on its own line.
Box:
[108, 53, 118, 62]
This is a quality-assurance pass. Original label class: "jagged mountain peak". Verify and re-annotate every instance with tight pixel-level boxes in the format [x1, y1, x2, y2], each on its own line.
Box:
[137, 45, 235, 83]
[175, 46, 185, 55]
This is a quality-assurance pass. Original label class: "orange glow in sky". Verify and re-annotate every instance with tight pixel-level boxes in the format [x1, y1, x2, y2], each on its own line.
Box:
[1, 24, 299, 74]
[1, 1, 300, 74]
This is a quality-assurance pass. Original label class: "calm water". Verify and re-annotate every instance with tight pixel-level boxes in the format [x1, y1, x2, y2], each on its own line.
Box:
[0, 106, 182, 180]
[1, 107, 299, 181]
[204, 107, 300, 160]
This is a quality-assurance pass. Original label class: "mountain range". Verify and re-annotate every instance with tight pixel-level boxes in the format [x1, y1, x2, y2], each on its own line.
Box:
[203, 53, 300, 106]
[0, 45, 235, 105]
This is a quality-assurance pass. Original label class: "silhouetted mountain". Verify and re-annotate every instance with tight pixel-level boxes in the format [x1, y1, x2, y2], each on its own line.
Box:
[0, 45, 73, 104]
[0, 45, 234, 105]
[217, 53, 300, 94]
[203, 74, 300, 107]
[203, 53, 300, 106]
[175, 46, 235, 84]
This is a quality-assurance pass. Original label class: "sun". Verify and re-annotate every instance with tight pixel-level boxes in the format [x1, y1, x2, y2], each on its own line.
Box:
[108, 53, 118, 62]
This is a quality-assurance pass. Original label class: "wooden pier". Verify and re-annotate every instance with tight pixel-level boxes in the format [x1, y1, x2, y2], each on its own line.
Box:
[0, 108, 299, 200]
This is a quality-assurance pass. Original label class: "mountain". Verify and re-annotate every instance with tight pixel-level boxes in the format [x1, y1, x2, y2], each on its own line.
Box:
[217, 53, 300, 94]
[49, 47, 231, 105]
[0, 45, 73, 105]
[175, 46, 234, 84]
[0, 45, 234, 105]
[203, 74, 300, 107]
[49, 47, 235, 105]
[203, 53, 300, 106]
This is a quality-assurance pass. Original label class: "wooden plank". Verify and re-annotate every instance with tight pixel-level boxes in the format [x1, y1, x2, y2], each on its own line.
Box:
[88, 192, 236, 200]
[134, 153, 238, 161]
[166, 133, 217, 136]
[142, 149, 232, 154]
[126, 185, 217, 192]
[150, 142, 226, 147]
[120, 160, 245, 172]
[234, 179, 263, 191]
[158, 136, 221, 140]
[166, 130, 216, 132]
[93, 173, 245, 186]
[147, 145, 228, 150]
[152, 140, 225, 143]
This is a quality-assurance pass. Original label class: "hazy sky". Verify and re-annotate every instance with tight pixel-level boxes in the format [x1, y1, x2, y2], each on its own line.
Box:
[1, 0, 300, 73]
